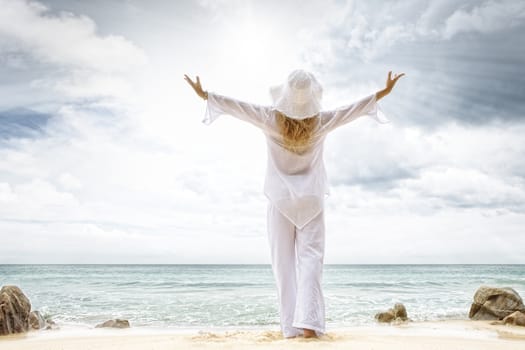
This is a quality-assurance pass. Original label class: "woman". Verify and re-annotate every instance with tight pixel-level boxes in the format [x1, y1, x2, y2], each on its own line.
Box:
[184, 69, 404, 338]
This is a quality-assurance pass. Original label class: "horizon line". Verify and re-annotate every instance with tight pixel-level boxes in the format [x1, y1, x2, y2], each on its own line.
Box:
[1, 263, 524, 266]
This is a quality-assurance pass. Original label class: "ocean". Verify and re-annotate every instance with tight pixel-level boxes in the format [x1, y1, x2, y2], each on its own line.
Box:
[1, 264, 524, 331]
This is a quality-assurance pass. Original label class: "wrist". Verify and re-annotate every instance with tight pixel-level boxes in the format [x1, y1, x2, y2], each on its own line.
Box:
[202, 90, 208, 100]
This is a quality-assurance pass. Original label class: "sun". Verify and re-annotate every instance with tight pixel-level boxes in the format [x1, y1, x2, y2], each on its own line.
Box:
[216, 14, 302, 89]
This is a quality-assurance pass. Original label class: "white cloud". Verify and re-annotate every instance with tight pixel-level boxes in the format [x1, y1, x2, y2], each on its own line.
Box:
[325, 208, 525, 264]
[444, 1, 525, 39]
[0, 0, 147, 106]
[0, 178, 80, 221]
[401, 166, 525, 211]
[57, 172, 83, 191]
[326, 120, 525, 215]
[0, 0, 146, 71]
[314, 0, 525, 61]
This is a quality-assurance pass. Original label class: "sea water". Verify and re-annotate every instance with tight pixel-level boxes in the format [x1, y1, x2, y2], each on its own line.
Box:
[0, 264, 523, 330]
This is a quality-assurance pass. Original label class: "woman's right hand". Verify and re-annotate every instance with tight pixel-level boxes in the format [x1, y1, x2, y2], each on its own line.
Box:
[184, 74, 208, 100]
[376, 71, 405, 101]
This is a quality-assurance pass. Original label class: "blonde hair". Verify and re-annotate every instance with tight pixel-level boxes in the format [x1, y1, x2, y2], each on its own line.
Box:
[276, 111, 318, 154]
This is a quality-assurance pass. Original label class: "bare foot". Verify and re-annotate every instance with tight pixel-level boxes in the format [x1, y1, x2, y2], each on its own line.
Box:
[303, 329, 317, 338]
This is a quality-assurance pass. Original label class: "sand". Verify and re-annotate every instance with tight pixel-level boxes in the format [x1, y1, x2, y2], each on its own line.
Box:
[1, 320, 524, 350]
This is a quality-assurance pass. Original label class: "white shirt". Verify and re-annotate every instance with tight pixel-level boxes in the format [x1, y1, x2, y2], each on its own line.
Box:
[203, 92, 388, 229]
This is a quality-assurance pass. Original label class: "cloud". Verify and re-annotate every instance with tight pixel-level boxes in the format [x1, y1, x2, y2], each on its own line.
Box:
[0, 178, 80, 222]
[30, 70, 135, 100]
[402, 166, 525, 212]
[0, 0, 146, 71]
[326, 119, 525, 215]
[443, 1, 525, 39]
[0, 100, 268, 242]
[0, 108, 51, 140]
[57, 172, 83, 191]
[324, 207, 525, 264]
[321, 0, 525, 62]
[0, 0, 147, 111]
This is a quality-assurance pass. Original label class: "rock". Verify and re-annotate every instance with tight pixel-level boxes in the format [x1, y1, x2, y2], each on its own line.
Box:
[393, 303, 408, 319]
[375, 303, 409, 323]
[28, 310, 58, 330]
[29, 310, 46, 330]
[502, 311, 525, 327]
[95, 319, 130, 328]
[0, 285, 32, 336]
[375, 310, 395, 322]
[45, 319, 59, 330]
[469, 286, 525, 320]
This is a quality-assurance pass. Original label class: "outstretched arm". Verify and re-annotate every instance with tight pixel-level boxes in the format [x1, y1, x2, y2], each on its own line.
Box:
[184, 74, 271, 128]
[320, 71, 404, 132]
[376, 71, 405, 101]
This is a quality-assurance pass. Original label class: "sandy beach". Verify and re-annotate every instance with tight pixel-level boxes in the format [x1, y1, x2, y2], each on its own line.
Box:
[1, 320, 524, 350]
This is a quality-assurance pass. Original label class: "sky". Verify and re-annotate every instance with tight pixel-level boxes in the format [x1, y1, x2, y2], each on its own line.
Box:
[0, 0, 524, 264]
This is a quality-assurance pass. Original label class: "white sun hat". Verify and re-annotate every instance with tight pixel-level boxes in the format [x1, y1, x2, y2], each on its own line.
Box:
[269, 69, 323, 120]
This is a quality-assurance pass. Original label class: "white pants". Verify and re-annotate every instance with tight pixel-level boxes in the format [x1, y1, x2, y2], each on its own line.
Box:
[267, 202, 326, 338]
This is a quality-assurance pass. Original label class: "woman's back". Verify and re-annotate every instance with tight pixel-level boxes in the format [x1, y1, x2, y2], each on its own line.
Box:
[263, 128, 328, 228]
[263, 111, 329, 228]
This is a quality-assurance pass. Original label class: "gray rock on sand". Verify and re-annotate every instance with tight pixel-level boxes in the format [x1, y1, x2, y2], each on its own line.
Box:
[29, 310, 46, 330]
[44, 318, 59, 330]
[29, 310, 58, 330]
[0, 285, 32, 335]
[375, 303, 409, 323]
[502, 311, 525, 326]
[469, 286, 525, 320]
[95, 319, 131, 328]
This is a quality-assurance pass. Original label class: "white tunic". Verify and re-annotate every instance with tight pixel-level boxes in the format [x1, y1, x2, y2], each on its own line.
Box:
[203, 91, 388, 229]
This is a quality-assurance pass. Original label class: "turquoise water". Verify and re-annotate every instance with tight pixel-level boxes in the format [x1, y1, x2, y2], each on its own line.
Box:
[0, 264, 523, 330]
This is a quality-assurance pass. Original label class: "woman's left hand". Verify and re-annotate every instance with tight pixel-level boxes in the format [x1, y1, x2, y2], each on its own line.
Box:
[385, 71, 405, 93]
